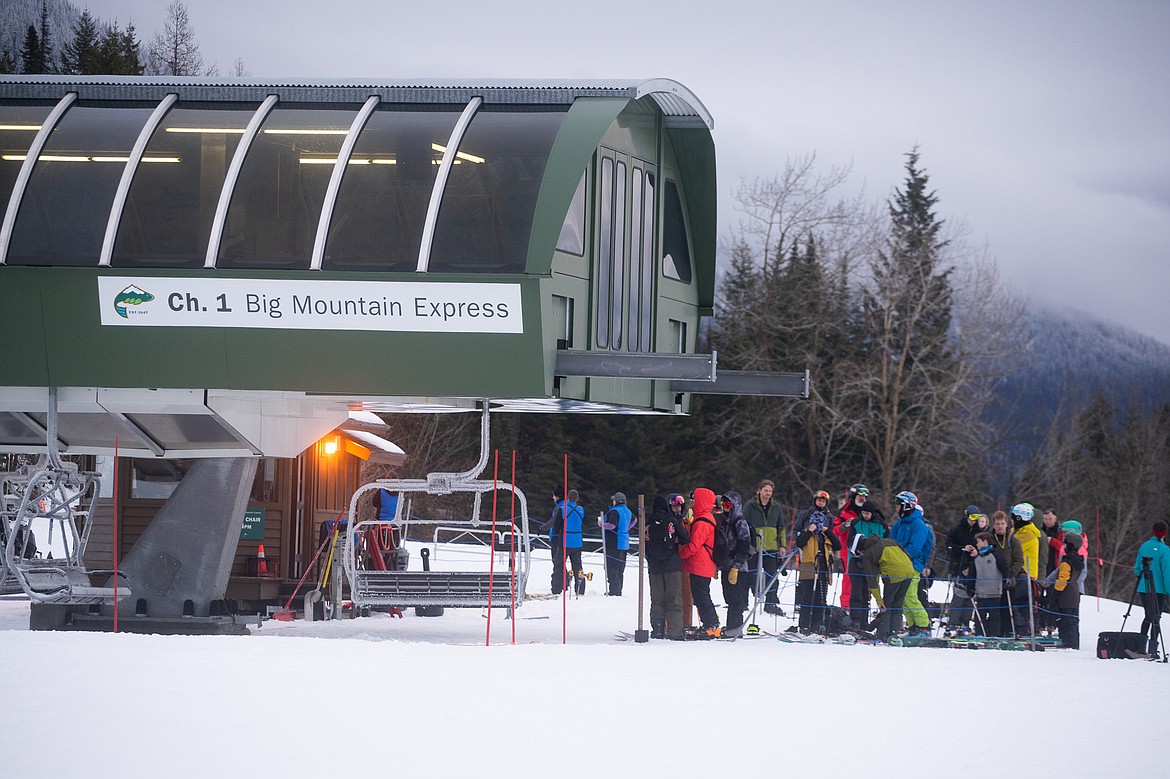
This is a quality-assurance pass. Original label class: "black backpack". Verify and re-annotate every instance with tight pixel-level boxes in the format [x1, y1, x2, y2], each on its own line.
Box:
[712, 514, 752, 569]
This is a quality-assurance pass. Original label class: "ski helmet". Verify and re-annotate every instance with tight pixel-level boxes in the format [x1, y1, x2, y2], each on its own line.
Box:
[1011, 502, 1035, 522]
[895, 491, 918, 517]
[814, 490, 830, 502]
[850, 483, 870, 498]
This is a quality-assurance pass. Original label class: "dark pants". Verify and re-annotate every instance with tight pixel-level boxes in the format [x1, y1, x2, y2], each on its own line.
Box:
[874, 577, 911, 639]
[649, 571, 684, 638]
[973, 595, 1003, 636]
[551, 544, 583, 594]
[1057, 605, 1079, 649]
[750, 551, 781, 606]
[948, 581, 973, 633]
[848, 569, 872, 629]
[796, 573, 829, 633]
[605, 547, 628, 595]
[1140, 592, 1167, 655]
[721, 569, 751, 630]
[690, 574, 718, 629]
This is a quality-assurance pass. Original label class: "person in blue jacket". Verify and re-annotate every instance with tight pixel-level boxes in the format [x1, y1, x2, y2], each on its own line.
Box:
[602, 492, 634, 596]
[890, 491, 932, 573]
[1134, 520, 1170, 656]
[549, 485, 585, 595]
[890, 490, 934, 619]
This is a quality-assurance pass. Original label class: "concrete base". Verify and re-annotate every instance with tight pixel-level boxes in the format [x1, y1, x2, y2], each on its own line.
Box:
[30, 603, 251, 635]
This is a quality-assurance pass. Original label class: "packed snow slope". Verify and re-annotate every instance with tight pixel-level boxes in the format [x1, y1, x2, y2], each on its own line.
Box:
[2, 542, 1165, 779]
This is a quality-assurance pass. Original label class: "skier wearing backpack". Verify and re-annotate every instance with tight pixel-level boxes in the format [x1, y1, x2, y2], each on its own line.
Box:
[716, 491, 755, 638]
[679, 488, 720, 636]
[792, 490, 840, 634]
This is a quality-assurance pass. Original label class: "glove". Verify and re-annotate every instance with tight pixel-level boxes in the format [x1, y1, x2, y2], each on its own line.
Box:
[728, 568, 739, 585]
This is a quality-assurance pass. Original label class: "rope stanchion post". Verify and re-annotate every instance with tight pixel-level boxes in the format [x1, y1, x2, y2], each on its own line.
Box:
[634, 494, 648, 643]
[113, 437, 119, 633]
[510, 450, 516, 645]
[486, 450, 498, 647]
[562, 453, 567, 645]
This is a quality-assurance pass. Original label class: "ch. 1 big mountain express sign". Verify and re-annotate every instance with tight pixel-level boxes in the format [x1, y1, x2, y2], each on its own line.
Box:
[98, 277, 523, 333]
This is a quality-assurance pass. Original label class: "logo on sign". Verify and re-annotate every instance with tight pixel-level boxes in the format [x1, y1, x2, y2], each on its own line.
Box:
[113, 285, 155, 318]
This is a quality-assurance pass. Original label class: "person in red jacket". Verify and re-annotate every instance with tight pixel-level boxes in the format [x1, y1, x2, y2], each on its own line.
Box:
[679, 487, 720, 635]
[833, 484, 869, 609]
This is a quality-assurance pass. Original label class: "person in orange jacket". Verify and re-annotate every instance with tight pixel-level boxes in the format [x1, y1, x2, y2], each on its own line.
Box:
[679, 488, 720, 634]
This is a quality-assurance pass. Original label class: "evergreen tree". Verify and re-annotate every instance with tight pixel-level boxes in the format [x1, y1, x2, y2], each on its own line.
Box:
[20, 24, 43, 74]
[60, 9, 100, 74]
[37, 0, 53, 73]
[860, 148, 965, 500]
[95, 21, 144, 75]
[0, 48, 15, 74]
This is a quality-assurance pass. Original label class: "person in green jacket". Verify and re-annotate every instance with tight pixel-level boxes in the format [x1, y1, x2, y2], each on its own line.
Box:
[853, 535, 930, 640]
[743, 479, 787, 615]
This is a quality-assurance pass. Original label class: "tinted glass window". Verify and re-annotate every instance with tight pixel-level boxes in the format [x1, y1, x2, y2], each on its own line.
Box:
[0, 103, 54, 224]
[323, 106, 460, 272]
[113, 106, 251, 268]
[9, 104, 153, 266]
[429, 108, 566, 273]
[555, 172, 586, 256]
[596, 157, 613, 349]
[627, 165, 642, 351]
[217, 107, 358, 269]
[662, 178, 692, 284]
[609, 161, 627, 349]
[640, 171, 655, 351]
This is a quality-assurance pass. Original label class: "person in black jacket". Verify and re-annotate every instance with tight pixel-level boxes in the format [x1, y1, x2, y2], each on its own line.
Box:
[645, 493, 691, 639]
[944, 505, 983, 635]
[718, 491, 755, 638]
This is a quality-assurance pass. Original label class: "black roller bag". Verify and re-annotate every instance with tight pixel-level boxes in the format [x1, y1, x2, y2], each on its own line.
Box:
[1097, 631, 1146, 659]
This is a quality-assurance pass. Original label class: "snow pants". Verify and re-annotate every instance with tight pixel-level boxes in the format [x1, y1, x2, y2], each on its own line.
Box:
[721, 568, 751, 630]
[749, 550, 781, 607]
[848, 568, 873, 629]
[876, 574, 928, 637]
[689, 574, 719, 629]
[649, 570, 684, 639]
[795, 573, 829, 633]
[605, 547, 627, 596]
[551, 544, 583, 594]
[1057, 604, 1079, 650]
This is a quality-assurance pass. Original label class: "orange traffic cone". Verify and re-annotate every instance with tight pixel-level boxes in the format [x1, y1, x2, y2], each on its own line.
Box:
[257, 544, 268, 576]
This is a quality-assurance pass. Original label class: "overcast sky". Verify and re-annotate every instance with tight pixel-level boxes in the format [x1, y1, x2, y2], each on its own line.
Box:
[79, 0, 1170, 345]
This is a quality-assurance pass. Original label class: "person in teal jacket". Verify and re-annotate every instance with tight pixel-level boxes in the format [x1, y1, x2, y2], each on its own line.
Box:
[1134, 520, 1170, 656]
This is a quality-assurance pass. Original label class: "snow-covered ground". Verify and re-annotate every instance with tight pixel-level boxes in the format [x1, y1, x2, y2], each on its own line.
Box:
[2, 541, 1165, 778]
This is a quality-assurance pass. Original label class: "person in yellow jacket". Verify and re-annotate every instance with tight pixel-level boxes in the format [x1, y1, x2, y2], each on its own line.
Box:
[1011, 502, 1042, 634]
[853, 534, 930, 640]
[1012, 502, 1042, 578]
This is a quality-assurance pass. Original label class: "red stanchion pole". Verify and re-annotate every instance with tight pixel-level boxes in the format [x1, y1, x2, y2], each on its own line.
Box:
[113, 437, 119, 633]
[562, 453, 568, 645]
[487, 450, 499, 646]
[510, 449, 516, 645]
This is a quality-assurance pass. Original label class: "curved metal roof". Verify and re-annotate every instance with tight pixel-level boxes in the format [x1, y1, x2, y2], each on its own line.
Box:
[0, 75, 713, 129]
